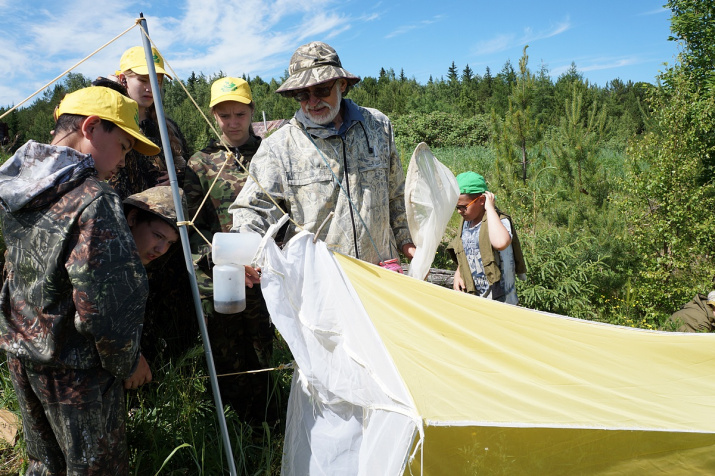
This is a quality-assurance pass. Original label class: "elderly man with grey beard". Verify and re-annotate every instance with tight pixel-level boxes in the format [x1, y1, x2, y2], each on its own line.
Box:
[229, 41, 415, 266]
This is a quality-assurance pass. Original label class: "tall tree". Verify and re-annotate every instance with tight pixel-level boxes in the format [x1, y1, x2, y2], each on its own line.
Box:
[667, 0, 715, 88]
[447, 61, 459, 83]
[492, 46, 540, 184]
[618, 0, 715, 323]
[550, 82, 606, 194]
[462, 64, 474, 83]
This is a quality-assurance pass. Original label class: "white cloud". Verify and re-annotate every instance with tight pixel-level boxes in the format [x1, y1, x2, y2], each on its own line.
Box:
[579, 57, 638, 72]
[167, 1, 351, 81]
[360, 13, 380, 22]
[639, 7, 669, 16]
[472, 18, 571, 56]
[471, 34, 514, 56]
[384, 14, 444, 39]
[550, 56, 639, 78]
[0, 0, 356, 106]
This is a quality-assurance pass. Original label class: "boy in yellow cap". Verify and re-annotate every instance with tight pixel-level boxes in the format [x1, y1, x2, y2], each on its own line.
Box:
[184, 77, 277, 425]
[0, 86, 158, 474]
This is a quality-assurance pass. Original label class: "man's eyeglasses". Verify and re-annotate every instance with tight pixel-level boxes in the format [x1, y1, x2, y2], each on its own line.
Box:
[292, 79, 339, 102]
[455, 195, 481, 212]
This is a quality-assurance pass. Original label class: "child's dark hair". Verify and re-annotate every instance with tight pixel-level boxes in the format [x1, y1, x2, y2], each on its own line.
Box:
[91, 77, 130, 97]
[54, 114, 117, 135]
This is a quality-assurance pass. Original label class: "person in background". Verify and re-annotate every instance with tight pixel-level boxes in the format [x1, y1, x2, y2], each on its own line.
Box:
[447, 171, 526, 305]
[663, 291, 715, 332]
[230, 41, 415, 267]
[0, 87, 157, 474]
[110, 46, 188, 198]
[184, 77, 276, 425]
[110, 46, 197, 365]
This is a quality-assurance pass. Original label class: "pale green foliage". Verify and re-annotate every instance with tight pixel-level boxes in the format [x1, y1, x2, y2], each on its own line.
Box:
[391, 112, 490, 153]
[518, 231, 603, 320]
[618, 68, 715, 324]
[611, 0, 715, 325]
[666, 0, 715, 89]
[549, 82, 607, 193]
[491, 46, 541, 186]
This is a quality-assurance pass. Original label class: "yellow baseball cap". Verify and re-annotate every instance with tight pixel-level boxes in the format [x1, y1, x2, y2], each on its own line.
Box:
[209, 77, 252, 108]
[118, 46, 172, 79]
[56, 87, 160, 156]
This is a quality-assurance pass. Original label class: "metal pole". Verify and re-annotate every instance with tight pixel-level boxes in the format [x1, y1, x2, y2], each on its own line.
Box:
[137, 14, 238, 476]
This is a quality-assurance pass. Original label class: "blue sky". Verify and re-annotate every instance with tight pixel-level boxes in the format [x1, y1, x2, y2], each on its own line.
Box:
[0, 0, 679, 109]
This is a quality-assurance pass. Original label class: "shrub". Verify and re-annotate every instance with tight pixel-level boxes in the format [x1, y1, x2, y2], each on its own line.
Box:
[393, 112, 490, 153]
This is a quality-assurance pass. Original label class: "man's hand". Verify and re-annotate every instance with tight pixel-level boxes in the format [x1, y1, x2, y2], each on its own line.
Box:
[245, 265, 261, 288]
[124, 354, 152, 390]
[155, 171, 171, 187]
[453, 265, 466, 292]
[401, 243, 416, 260]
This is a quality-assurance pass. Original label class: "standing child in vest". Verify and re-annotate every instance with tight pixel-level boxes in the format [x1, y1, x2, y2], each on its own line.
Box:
[0, 87, 158, 474]
[447, 172, 526, 304]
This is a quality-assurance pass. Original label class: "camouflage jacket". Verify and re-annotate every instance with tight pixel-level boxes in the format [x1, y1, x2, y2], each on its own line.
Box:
[230, 99, 412, 265]
[184, 134, 261, 256]
[0, 141, 148, 379]
[109, 117, 188, 200]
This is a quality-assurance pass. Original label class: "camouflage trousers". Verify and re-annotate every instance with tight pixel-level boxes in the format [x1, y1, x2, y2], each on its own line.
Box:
[7, 354, 128, 476]
[204, 284, 277, 425]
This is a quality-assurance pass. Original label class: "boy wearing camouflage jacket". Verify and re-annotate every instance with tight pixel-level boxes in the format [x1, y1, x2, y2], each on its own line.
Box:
[0, 87, 158, 475]
[184, 77, 275, 424]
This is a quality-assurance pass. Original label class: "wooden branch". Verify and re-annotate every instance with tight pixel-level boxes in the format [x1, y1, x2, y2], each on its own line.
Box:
[400, 265, 455, 288]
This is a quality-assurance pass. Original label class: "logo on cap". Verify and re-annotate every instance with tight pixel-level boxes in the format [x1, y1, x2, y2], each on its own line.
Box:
[221, 81, 238, 92]
[153, 53, 160, 64]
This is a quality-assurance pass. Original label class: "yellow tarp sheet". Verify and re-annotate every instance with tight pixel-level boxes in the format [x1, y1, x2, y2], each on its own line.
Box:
[336, 254, 715, 475]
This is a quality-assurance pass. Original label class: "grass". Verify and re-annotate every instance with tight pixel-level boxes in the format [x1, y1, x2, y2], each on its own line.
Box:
[0, 355, 24, 476]
[0, 333, 293, 476]
[0, 142, 677, 474]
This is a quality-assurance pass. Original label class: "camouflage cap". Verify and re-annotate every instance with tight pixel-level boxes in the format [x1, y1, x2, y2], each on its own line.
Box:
[707, 291, 715, 307]
[275, 41, 360, 95]
[123, 186, 187, 233]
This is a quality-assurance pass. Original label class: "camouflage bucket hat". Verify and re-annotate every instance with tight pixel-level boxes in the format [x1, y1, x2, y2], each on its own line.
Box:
[123, 186, 187, 233]
[275, 41, 360, 95]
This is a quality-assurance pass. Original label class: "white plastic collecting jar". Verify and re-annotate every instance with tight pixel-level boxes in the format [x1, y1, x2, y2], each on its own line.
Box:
[212, 232, 262, 314]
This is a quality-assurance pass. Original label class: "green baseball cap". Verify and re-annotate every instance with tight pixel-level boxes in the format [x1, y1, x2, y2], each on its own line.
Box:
[456, 172, 488, 194]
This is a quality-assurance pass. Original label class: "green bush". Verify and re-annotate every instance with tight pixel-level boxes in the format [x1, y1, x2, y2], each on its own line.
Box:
[393, 112, 490, 153]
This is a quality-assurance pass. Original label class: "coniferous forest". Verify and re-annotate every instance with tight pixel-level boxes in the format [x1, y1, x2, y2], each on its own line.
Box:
[0, 44, 679, 327]
[2, 0, 715, 473]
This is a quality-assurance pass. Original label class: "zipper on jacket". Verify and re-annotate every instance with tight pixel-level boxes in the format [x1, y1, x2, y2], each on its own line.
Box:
[340, 136, 360, 260]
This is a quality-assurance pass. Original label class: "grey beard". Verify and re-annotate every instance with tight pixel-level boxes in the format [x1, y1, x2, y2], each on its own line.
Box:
[305, 88, 342, 125]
